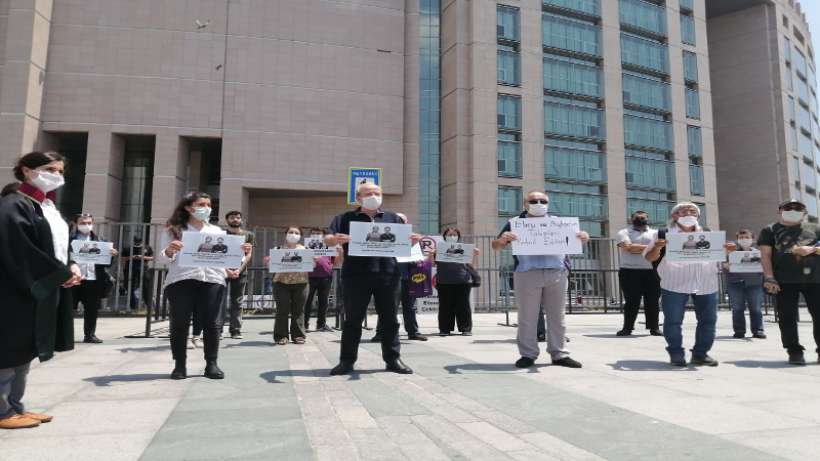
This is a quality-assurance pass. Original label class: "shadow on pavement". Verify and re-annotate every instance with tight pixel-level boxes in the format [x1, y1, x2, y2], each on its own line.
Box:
[584, 334, 650, 339]
[259, 369, 379, 384]
[469, 339, 517, 344]
[609, 360, 696, 371]
[84, 373, 171, 386]
[443, 363, 543, 374]
[223, 341, 272, 348]
[727, 360, 795, 369]
[117, 345, 171, 353]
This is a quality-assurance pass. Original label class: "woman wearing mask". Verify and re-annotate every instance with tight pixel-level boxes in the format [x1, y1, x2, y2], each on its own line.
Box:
[304, 228, 336, 332]
[725, 229, 766, 339]
[159, 192, 250, 380]
[0, 151, 82, 430]
[435, 227, 480, 336]
[272, 227, 309, 345]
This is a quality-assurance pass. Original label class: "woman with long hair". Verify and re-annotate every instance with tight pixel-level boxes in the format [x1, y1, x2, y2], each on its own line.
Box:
[0, 151, 82, 430]
[159, 192, 250, 380]
[435, 227, 480, 336]
[268, 226, 309, 345]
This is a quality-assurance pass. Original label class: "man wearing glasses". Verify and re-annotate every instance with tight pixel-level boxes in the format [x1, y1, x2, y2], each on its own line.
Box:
[759, 199, 820, 366]
[492, 190, 589, 369]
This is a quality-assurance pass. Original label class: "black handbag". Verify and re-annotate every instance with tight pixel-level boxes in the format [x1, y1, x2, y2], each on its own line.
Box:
[465, 265, 482, 287]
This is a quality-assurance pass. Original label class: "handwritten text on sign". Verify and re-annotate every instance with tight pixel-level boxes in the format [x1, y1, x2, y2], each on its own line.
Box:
[510, 217, 582, 255]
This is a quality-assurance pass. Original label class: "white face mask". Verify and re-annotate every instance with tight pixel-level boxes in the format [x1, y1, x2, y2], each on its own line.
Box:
[360, 194, 383, 211]
[285, 233, 301, 244]
[78, 224, 93, 234]
[445, 235, 458, 243]
[191, 206, 212, 222]
[30, 170, 65, 193]
[677, 215, 699, 228]
[528, 203, 548, 217]
[737, 238, 754, 249]
[781, 210, 804, 224]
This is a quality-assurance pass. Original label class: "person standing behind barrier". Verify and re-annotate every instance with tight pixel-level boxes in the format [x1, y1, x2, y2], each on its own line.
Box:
[159, 192, 251, 380]
[0, 151, 83, 430]
[615, 211, 661, 337]
[644, 202, 735, 367]
[758, 199, 820, 366]
[725, 229, 766, 339]
[492, 190, 588, 369]
[270, 227, 308, 345]
[324, 182, 420, 375]
[436, 227, 480, 336]
[120, 236, 154, 311]
[223, 210, 254, 339]
[70, 214, 118, 344]
[304, 228, 335, 333]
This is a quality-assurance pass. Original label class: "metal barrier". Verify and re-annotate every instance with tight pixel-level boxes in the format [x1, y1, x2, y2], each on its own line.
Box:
[84, 224, 777, 337]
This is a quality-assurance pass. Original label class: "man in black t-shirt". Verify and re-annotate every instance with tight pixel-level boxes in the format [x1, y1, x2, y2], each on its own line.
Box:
[758, 199, 820, 365]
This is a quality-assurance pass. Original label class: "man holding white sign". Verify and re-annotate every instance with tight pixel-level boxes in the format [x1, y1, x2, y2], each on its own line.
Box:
[492, 191, 589, 369]
[325, 183, 422, 375]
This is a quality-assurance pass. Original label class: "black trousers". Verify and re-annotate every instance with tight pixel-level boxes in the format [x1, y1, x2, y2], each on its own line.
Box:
[225, 275, 247, 334]
[776, 283, 820, 354]
[304, 277, 332, 329]
[72, 280, 102, 338]
[340, 274, 400, 363]
[618, 268, 661, 331]
[437, 284, 472, 333]
[166, 280, 226, 362]
[375, 278, 419, 336]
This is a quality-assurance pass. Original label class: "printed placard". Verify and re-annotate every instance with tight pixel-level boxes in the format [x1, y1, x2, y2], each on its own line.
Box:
[728, 250, 763, 273]
[666, 231, 726, 263]
[178, 231, 245, 268]
[396, 244, 425, 263]
[348, 221, 412, 257]
[304, 237, 337, 257]
[435, 242, 475, 264]
[268, 249, 315, 273]
[70, 240, 113, 265]
[510, 217, 583, 255]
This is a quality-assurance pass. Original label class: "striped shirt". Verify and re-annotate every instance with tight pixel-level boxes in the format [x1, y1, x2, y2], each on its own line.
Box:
[644, 226, 720, 295]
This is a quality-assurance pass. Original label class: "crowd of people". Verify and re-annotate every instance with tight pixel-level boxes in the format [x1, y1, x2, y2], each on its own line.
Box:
[2, 151, 819, 431]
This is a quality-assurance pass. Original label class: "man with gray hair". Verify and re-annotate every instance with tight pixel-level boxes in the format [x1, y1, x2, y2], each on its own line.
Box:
[644, 203, 735, 367]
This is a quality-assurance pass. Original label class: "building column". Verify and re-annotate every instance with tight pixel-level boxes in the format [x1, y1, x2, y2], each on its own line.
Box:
[0, 0, 53, 179]
[150, 131, 187, 224]
[79, 128, 123, 222]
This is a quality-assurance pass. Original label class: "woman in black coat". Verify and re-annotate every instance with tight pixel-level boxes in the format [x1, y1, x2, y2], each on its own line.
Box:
[0, 152, 82, 430]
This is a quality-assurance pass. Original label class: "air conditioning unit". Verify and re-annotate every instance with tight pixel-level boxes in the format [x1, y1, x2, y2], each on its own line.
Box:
[498, 114, 507, 126]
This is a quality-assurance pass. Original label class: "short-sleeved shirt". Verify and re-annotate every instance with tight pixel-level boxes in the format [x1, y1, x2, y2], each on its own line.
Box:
[643, 226, 720, 295]
[758, 222, 820, 283]
[498, 211, 566, 273]
[329, 208, 403, 277]
[616, 227, 656, 270]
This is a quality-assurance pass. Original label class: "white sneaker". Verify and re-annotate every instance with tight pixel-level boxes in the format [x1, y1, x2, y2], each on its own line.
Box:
[190, 336, 201, 349]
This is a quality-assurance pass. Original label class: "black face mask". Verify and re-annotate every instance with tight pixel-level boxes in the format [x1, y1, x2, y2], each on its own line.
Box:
[632, 218, 648, 226]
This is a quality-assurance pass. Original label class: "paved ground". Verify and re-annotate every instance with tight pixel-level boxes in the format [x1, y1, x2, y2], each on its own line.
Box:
[2, 311, 820, 460]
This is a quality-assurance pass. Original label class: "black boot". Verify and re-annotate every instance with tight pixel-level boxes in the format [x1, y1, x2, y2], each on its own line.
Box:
[385, 358, 413, 374]
[170, 360, 187, 380]
[204, 360, 224, 379]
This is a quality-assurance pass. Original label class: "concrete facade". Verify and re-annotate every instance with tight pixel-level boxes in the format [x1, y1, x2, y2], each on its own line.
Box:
[710, 0, 819, 235]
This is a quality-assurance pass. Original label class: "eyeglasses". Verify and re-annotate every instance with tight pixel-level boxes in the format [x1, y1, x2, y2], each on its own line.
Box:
[527, 199, 549, 205]
[782, 205, 806, 212]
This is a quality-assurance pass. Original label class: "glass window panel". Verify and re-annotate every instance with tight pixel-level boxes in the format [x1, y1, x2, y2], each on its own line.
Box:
[619, 0, 666, 36]
[680, 14, 696, 45]
[784, 36, 792, 63]
[498, 138, 522, 177]
[683, 50, 698, 82]
[625, 154, 675, 191]
[544, 99, 605, 139]
[498, 186, 522, 215]
[799, 132, 813, 158]
[685, 88, 700, 119]
[679, 0, 694, 12]
[543, 0, 601, 17]
[543, 13, 601, 56]
[544, 56, 602, 97]
[498, 95, 521, 130]
[799, 104, 812, 133]
[805, 194, 818, 217]
[795, 48, 808, 79]
[801, 160, 815, 189]
[624, 114, 672, 150]
[627, 197, 674, 225]
[687, 126, 703, 157]
[621, 33, 668, 73]
[545, 144, 606, 183]
[497, 47, 521, 85]
[689, 165, 704, 196]
[785, 68, 793, 91]
[497, 5, 520, 41]
[622, 73, 670, 111]
[788, 95, 796, 121]
[797, 77, 809, 103]
[546, 191, 608, 220]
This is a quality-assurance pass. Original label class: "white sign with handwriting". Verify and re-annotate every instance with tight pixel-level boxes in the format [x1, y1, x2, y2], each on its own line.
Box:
[510, 217, 582, 255]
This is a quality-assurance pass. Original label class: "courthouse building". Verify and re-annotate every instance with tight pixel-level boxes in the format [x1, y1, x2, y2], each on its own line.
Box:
[0, 0, 813, 237]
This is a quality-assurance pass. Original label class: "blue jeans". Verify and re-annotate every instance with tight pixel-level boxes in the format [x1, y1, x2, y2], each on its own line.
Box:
[661, 289, 718, 358]
[727, 281, 764, 335]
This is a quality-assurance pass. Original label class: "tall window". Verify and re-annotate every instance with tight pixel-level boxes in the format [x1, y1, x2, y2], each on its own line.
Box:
[622, 72, 671, 112]
[497, 5, 520, 41]
[543, 13, 601, 57]
[120, 135, 156, 224]
[683, 51, 698, 83]
[619, 0, 666, 37]
[497, 94, 521, 131]
[621, 33, 668, 74]
[543, 55, 601, 98]
[687, 126, 704, 196]
[497, 5, 521, 86]
[498, 186, 522, 216]
[624, 112, 672, 151]
[418, 0, 441, 234]
[680, 13, 696, 45]
[544, 96, 604, 139]
[685, 88, 700, 119]
[498, 133, 522, 178]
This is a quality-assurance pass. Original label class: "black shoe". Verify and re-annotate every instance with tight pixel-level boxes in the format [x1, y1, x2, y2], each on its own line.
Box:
[752, 332, 767, 339]
[670, 355, 687, 367]
[691, 355, 719, 367]
[204, 360, 225, 379]
[649, 329, 663, 336]
[83, 336, 103, 344]
[370, 335, 382, 343]
[552, 357, 582, 368]
[385, 359, 413, 374]
[330, 361, 354, 375]
[170, 361, 187, 380]
[616, 329, 632, 337]
[733, 332, 745, 339]
[537, 335, 546, 342]
[461, 331, 473, 336]
[408, 335, 428, 341]
[788, 351, 807, 366]
[438, 331, 449, 337]
[515, 357, 535, 368]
